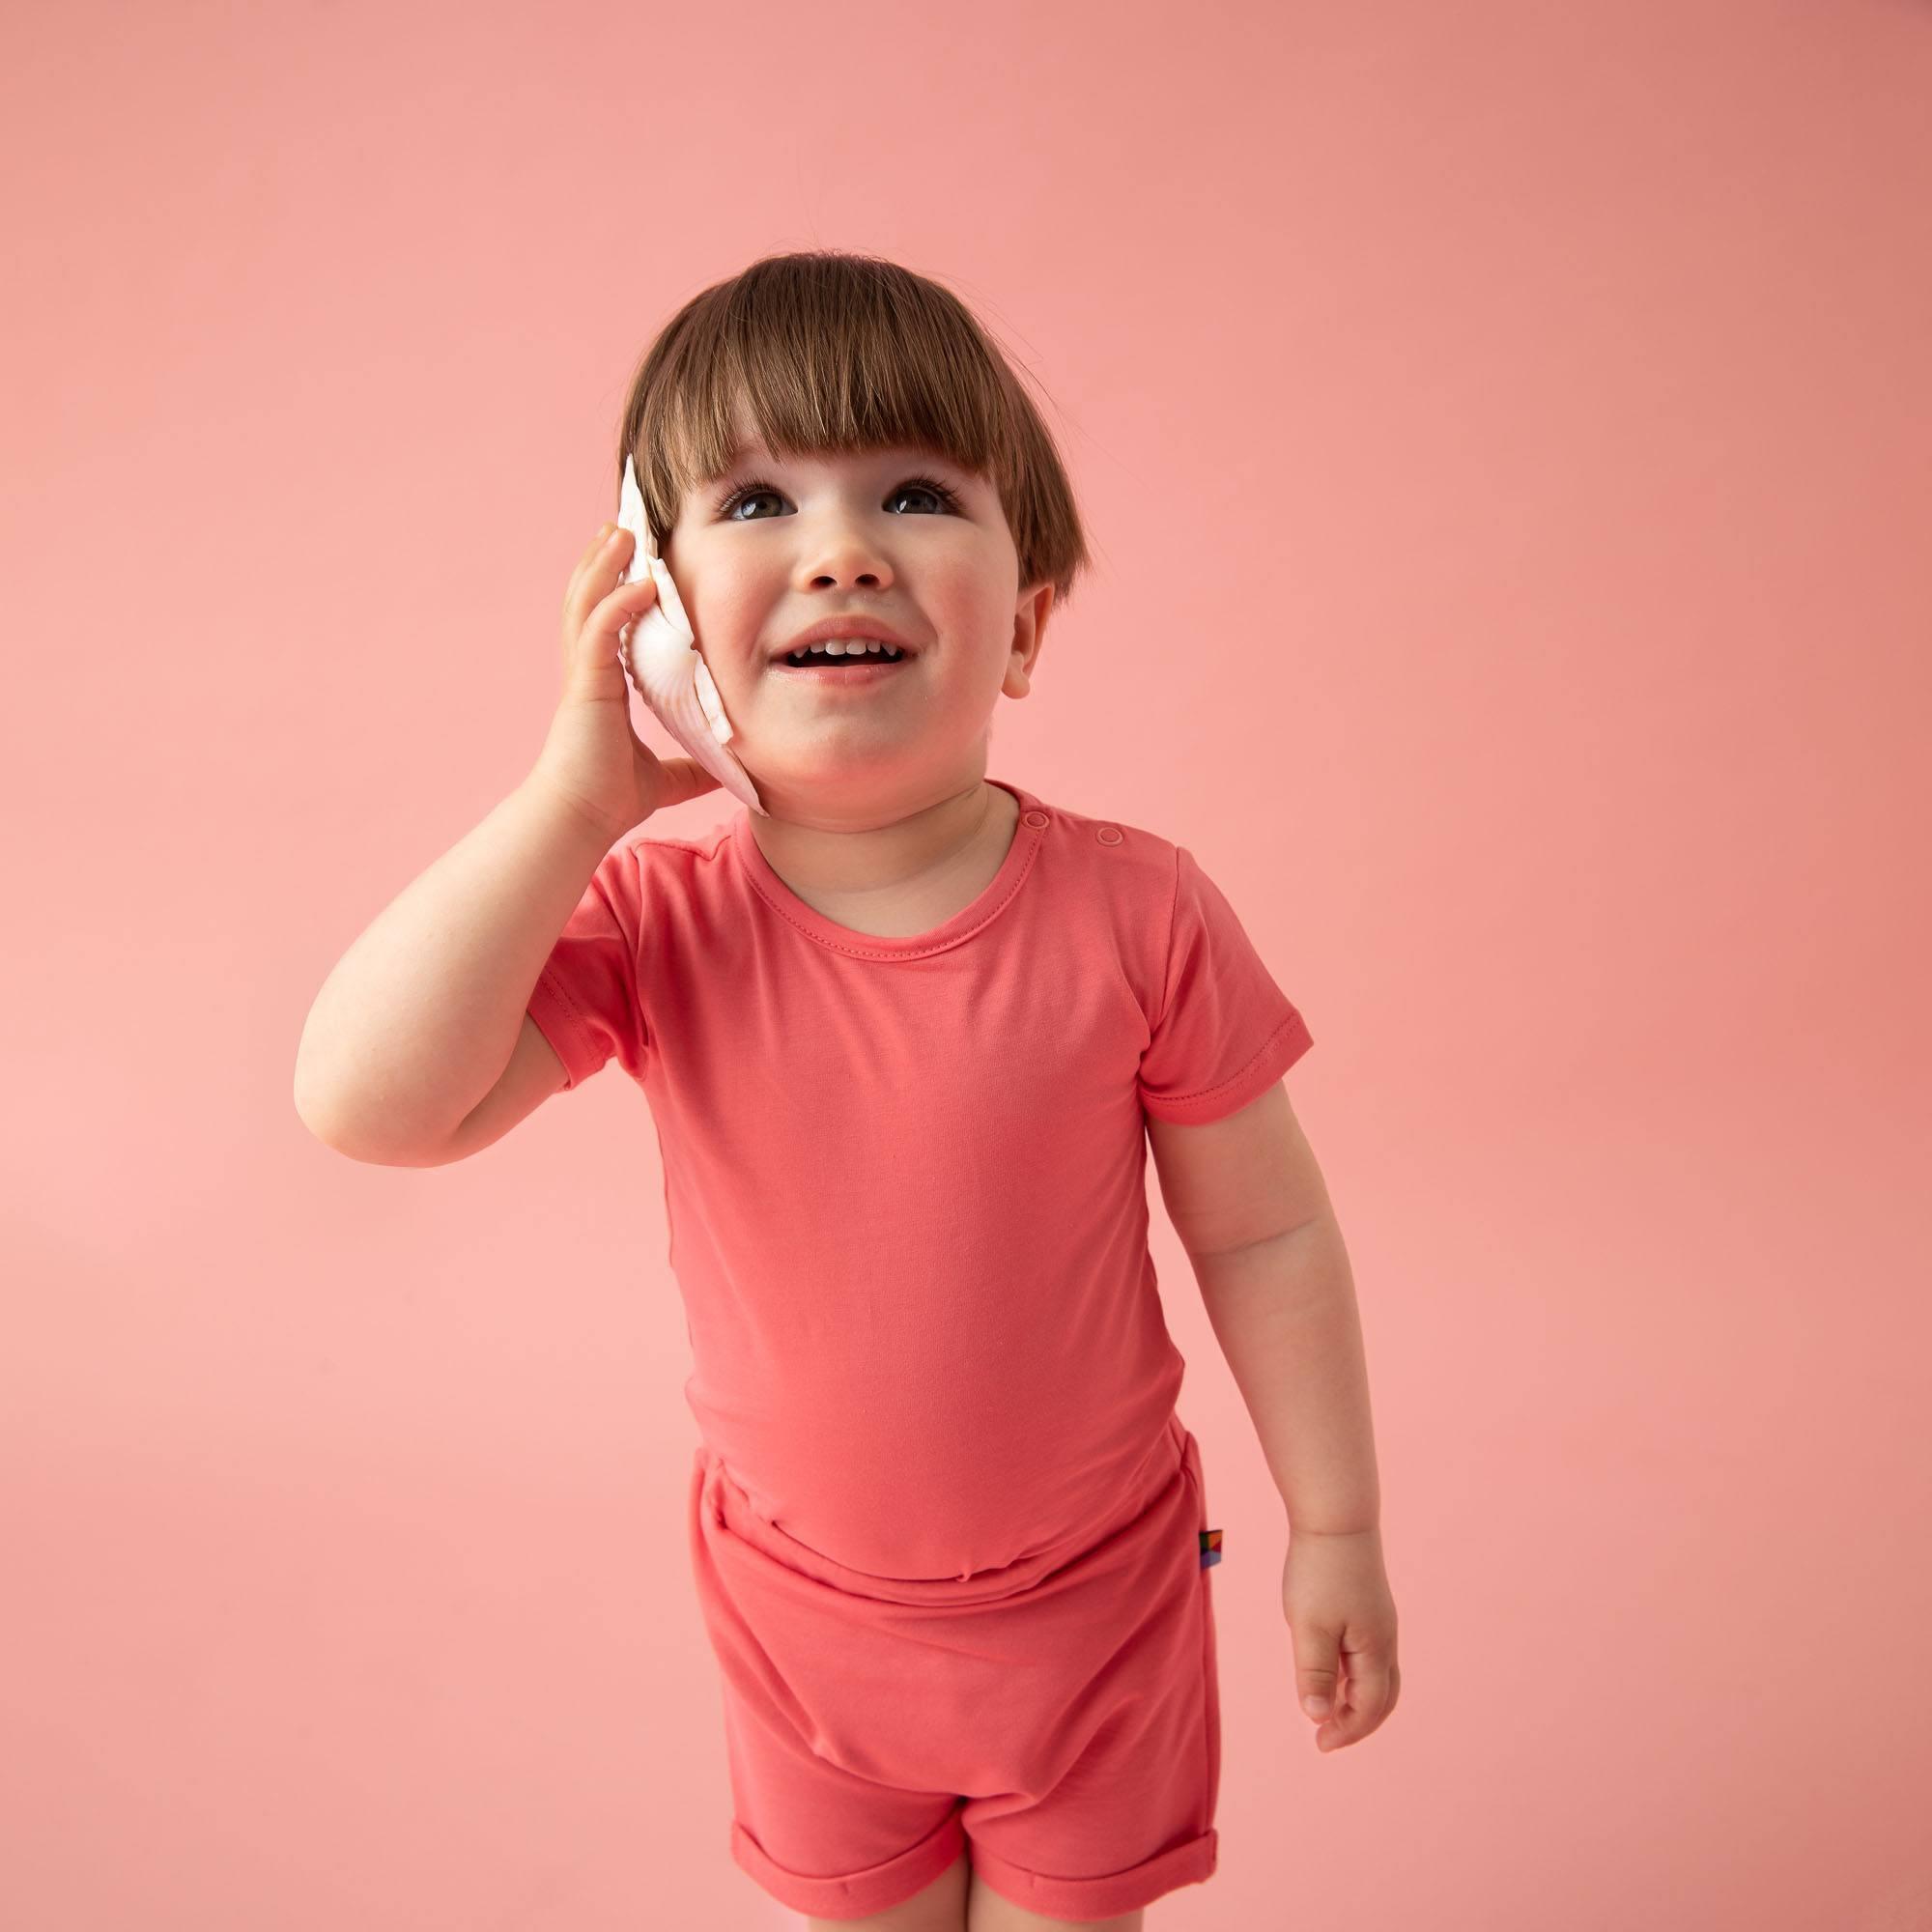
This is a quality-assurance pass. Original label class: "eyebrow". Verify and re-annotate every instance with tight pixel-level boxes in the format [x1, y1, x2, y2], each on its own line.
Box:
[711, 440, 964, 479]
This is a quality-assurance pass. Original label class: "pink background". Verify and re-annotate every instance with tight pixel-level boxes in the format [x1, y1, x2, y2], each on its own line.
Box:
[5, 1, 1928, 1926]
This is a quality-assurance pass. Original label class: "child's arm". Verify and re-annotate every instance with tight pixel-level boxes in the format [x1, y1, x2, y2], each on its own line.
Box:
[293, 774, 619, 1166]
[1149, 1076, 1377, 1527]
[295, 515, 720, 1167]
[1149, 1080, 1399, 1752]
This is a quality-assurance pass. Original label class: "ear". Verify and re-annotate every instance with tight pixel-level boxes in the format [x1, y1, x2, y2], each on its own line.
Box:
[1005, 582, 1056, 697]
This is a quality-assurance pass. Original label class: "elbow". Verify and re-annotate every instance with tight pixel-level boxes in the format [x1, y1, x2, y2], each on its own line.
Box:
[292, 1074, 384, 1165]
[292, 1059, 348, 1152]
[294, 1085, 458, 1168]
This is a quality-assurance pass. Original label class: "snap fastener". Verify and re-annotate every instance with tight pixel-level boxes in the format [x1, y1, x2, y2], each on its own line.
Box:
[1022, 810, 1049, 829]
[1095, 825, 1122, 845]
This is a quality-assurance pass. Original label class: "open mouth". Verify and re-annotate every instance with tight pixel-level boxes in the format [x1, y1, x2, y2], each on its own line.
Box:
[773, 643, 914, 689]
[778, 643, 911, 669]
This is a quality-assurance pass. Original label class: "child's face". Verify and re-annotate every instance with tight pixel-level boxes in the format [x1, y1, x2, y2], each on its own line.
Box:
[659, 412, 1053, 815]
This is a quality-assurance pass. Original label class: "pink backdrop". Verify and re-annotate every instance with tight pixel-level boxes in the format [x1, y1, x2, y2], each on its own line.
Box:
[4, 1, 1927, 1926]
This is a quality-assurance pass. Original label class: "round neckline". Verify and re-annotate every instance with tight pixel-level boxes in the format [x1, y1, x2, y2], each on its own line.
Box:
[731, 778, 1049, 959]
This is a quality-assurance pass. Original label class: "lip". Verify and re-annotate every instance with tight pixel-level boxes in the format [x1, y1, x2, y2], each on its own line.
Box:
[772, 654, 913, 691]
[772, 615, 918, 661]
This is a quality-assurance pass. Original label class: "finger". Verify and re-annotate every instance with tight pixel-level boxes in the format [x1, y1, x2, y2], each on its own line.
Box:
[561, 526, 636, 630]
[1316, 1658, 1397, 1750]
[1296, 1650, 1341, 1722]
[564, 566, 656, 677]
[1314, 1664, 1356, 1749]
[566, 525, 620, 594]
[649, 753, 725, 808]
[579, 574, 657, 665]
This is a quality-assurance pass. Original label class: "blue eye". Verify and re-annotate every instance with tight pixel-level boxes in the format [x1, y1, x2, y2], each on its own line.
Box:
[713, 473, 965, 521]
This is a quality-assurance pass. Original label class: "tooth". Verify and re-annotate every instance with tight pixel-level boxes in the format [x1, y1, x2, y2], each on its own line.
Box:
[797, 639, 893, 661]
[614, 455, 766, 815]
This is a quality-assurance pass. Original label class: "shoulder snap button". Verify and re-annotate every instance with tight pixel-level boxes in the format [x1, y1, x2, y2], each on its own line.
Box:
[1095, 825, 1122, 845]
[1022, 810, 1049, 829]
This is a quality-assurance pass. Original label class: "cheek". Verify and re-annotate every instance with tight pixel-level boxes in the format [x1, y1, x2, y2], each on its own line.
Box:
[955, 559, 1022, 635]
[682, 573, 764, 658]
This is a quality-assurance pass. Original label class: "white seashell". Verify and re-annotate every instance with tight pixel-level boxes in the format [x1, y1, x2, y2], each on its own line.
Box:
[613, 454, 768, 815]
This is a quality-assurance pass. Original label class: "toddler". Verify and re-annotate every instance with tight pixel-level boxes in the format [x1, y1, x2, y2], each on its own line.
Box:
[295, 249, 1399, 1932]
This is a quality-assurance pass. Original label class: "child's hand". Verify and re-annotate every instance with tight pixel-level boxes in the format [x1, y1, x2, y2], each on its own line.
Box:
[531, 523, 722, 841]
[1280, 1527, 1401, 1751]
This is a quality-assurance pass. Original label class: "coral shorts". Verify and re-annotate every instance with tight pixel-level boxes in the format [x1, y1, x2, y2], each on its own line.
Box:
[686, 1410, 1222, 1922]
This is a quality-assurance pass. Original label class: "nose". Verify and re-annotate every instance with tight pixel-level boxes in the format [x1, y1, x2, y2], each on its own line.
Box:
[798, 536, 894, 591]
[808, 567, 886, 589]
[804, 566, 890, 592]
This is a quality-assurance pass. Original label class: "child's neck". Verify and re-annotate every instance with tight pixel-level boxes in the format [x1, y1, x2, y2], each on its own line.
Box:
[748, 779, 1020, 938]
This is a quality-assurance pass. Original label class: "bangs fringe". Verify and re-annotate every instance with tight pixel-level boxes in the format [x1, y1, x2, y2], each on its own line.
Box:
[617, 249, 1093, 606]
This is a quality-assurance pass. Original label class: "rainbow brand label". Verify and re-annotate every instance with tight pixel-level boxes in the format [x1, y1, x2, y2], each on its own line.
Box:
[1199, 1527, 1223, 1569]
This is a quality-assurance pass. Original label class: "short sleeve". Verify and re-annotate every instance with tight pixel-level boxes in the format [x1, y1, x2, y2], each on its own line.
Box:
[1137, 844, 1313, 1125]
[526, 838, 649, 1090]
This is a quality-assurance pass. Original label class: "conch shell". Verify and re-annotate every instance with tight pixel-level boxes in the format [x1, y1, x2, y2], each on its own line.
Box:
[614, 454, 767, 815]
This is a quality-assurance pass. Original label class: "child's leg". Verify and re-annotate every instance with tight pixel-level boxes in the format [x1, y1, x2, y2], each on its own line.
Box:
[965, 1863, 1145, 1932]
[808, 1845, 969, 1931]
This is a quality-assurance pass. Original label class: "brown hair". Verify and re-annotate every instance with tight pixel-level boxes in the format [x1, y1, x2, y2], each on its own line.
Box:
[615, 250, 1094, 607]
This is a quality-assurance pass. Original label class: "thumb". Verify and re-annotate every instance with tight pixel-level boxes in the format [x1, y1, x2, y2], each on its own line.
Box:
[646, 753, 724, 810]
[1295, 1636, 1340, 1719]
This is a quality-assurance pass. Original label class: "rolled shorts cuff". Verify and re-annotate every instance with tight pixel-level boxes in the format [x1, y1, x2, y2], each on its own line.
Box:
[968, 1825, 1219, 1922]
[730, 1805, 966, 1920]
